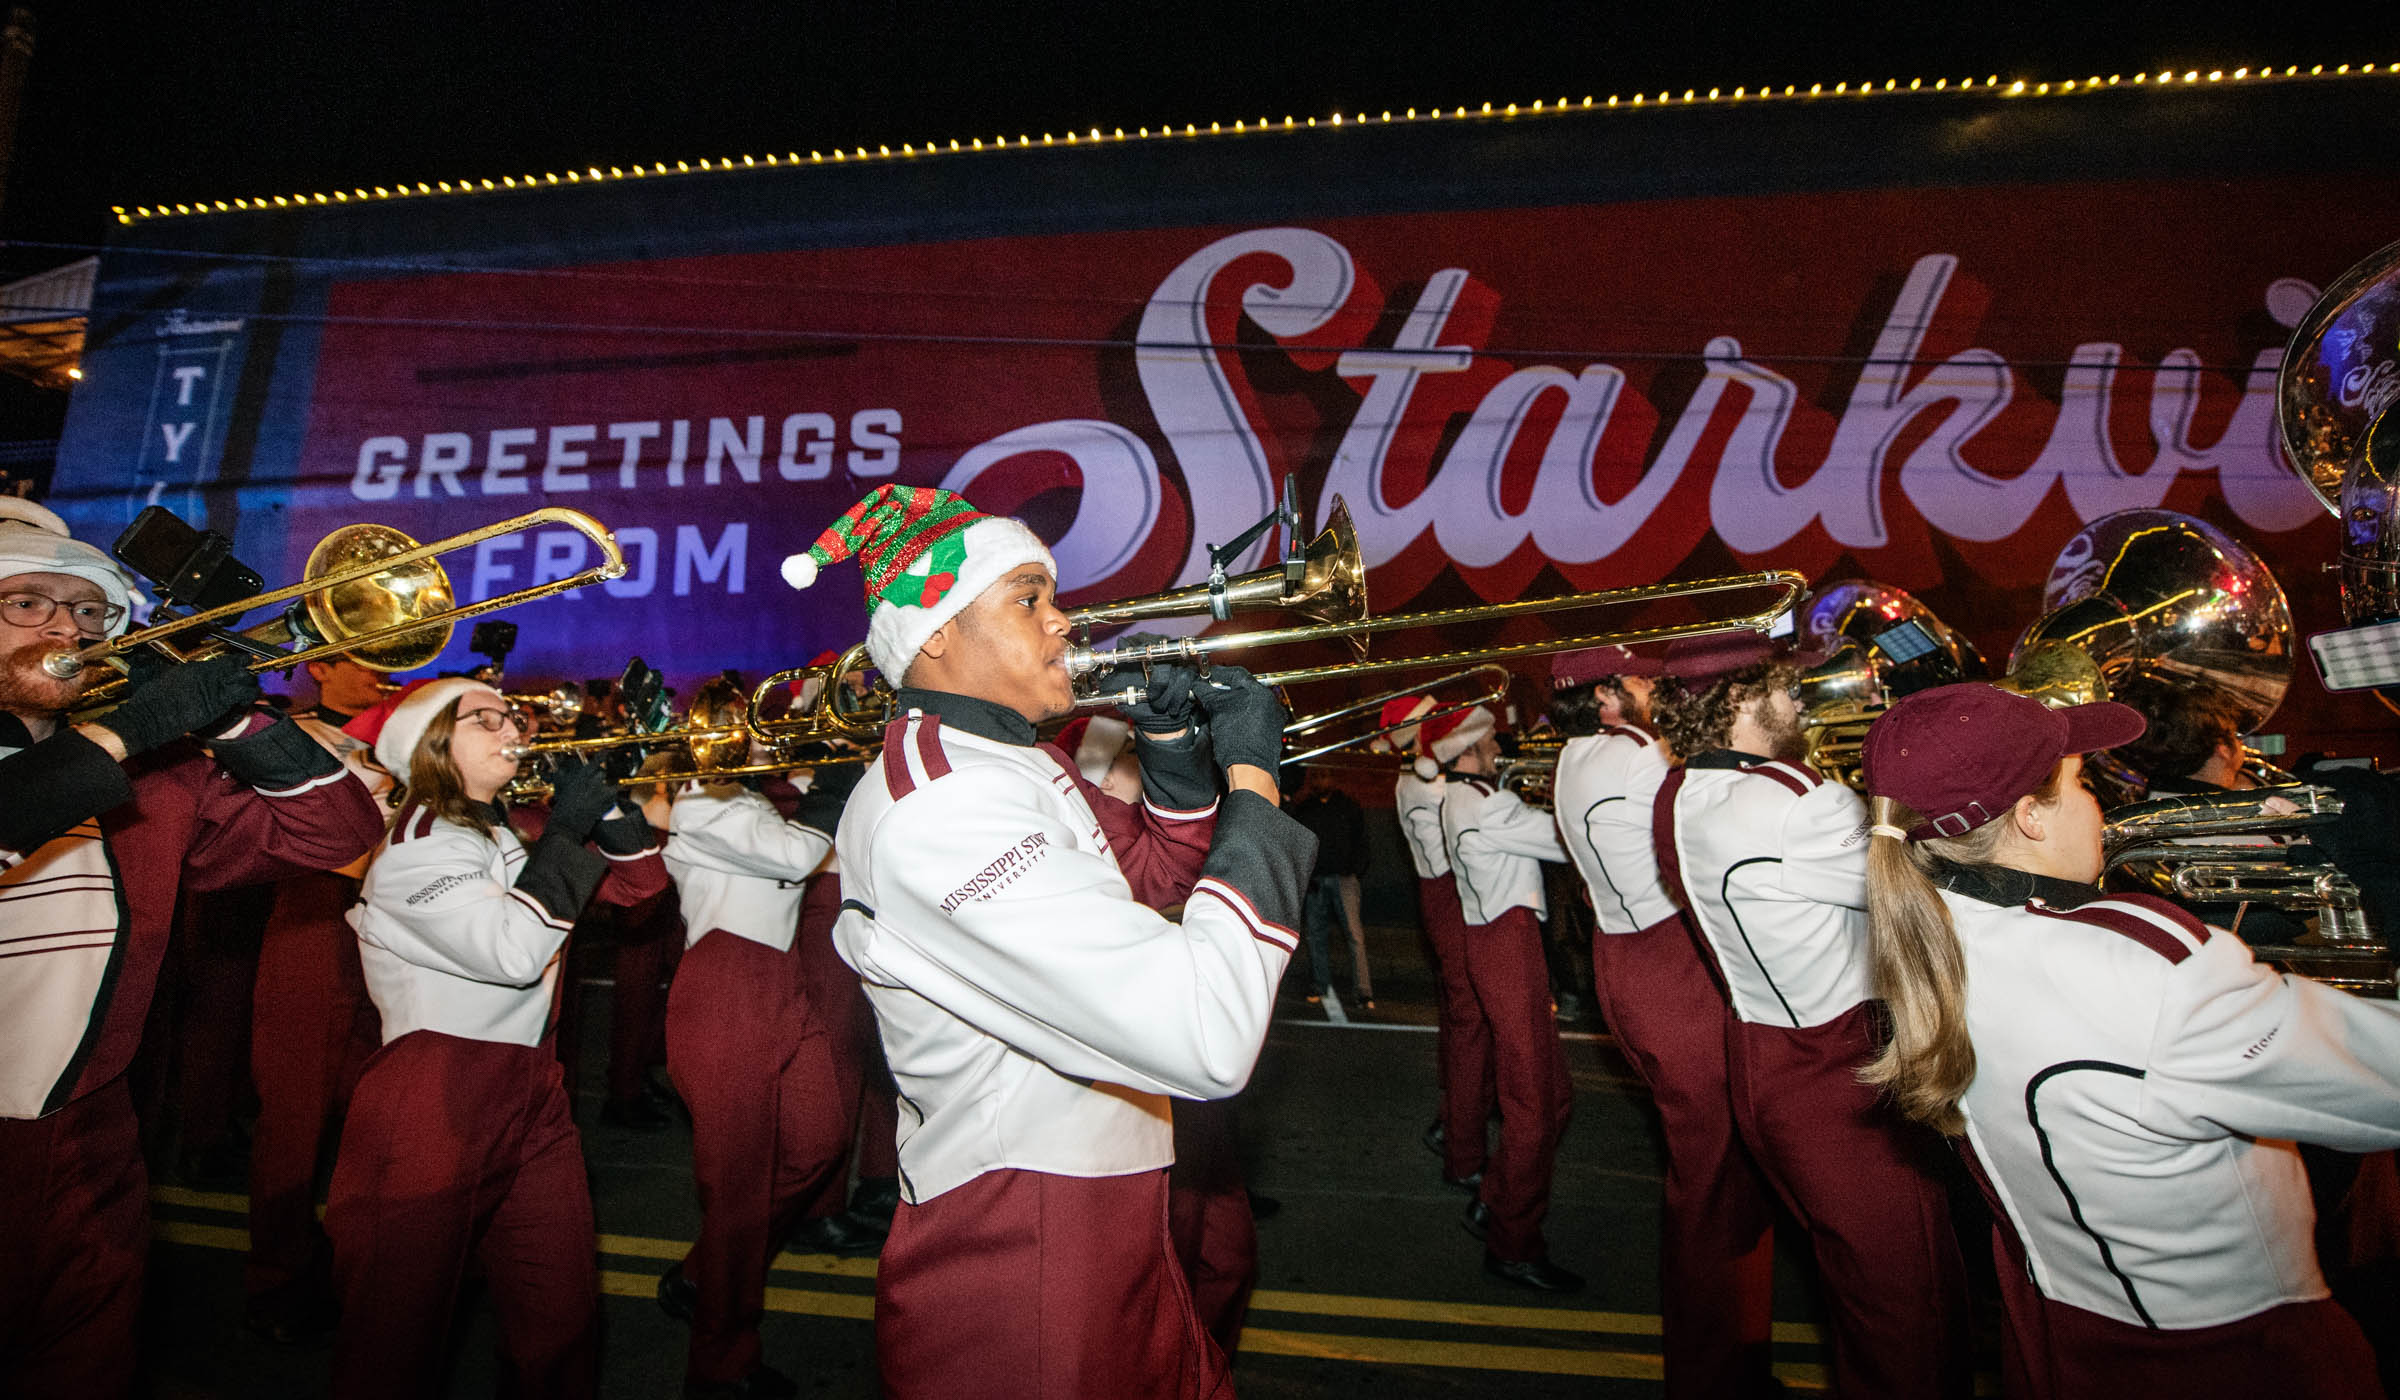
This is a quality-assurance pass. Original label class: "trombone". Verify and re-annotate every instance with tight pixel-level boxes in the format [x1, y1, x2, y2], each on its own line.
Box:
[51, 507, 625, 705]
[1280, 665, 1513, 767]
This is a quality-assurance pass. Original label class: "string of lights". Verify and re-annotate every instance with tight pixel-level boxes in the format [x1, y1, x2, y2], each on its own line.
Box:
[111, 62, 2398, 226]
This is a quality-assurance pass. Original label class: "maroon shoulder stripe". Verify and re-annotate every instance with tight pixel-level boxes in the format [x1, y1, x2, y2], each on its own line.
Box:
[914, 715, 952, 781]
[1742, 761, 1812, 797]
[1650, 768, 1691, 912]
[2025, 898, 2205, 964]
[882, 717, 917, 800]
[1601, 724, 1652, 746]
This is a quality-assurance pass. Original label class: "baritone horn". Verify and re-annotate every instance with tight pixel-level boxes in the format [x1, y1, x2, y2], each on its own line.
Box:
[52, 507, 626, 706]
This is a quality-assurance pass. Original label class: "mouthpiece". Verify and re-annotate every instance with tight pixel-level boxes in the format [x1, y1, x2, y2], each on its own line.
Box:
[41, 652, 86, 679]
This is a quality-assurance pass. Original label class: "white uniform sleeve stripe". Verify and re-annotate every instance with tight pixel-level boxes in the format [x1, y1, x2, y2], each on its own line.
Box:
[1142, 796, 1219, 821]
[1193, 877, 1298, 950]
[506, 887, 574, 932]
[253, 766, 356, 798]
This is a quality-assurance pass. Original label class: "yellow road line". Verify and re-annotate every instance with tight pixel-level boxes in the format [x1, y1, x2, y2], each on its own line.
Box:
[601, 1269, 873, 1321]
[155, 1189, 1824, 1353]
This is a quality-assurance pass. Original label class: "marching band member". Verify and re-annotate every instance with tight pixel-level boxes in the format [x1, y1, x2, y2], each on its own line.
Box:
[779, 484, 1310, 1398]
[1650, 633, 1968, 1398]
[1859, 684, 2400, 1399]
[647, 680, 860, 1400]
[244, 653, 394, 1344]
[0, 500, 383, 1396]
[1550, 644, 1777, 1395]
[327, 678, 667, 1400]
[1429, 704, 1582, 1292]
[1385, 695, 1494, 1191]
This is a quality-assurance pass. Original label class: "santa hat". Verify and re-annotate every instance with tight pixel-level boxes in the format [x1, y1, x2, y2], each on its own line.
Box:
[1552, 643, 1663, 689]
[1376, 695, 1437, 754]
[780, 485, 1055, 684]
[345, 676, 501, 778]
[1412, 703, 1497, 777]
[0, 498, 135, 637]
[1054, 713, 1133, 784]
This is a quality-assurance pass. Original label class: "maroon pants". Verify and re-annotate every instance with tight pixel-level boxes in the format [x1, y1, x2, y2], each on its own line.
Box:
[1168, 1097, 1257, 1355]
[246, 871, 378, 1302]
[1420, 873, 1495, 1182]
[665, 929, 850, 1386]
[877, 1167, 1231, 1400]
[792, 874, 901, 1199]
[1590, 916, 1777, 1400]
[172, 884, 270, 1159]
[607, 890, 680, 1104]
[1460, 906, 1571, 1262]
[326, 1031, 599, 1400]
[0, 1079, 145, 1400]
[1727, 1006, 1968, 1400]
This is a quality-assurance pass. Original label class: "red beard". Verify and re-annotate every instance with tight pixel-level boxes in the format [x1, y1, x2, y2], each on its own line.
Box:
[0, 635, 92, 719]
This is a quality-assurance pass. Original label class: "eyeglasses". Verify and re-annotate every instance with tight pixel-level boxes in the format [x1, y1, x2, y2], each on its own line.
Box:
[0, 591, 125, 635]
[455, 706, 533, 735]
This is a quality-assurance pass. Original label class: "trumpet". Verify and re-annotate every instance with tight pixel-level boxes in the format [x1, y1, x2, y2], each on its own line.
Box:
[1280, 664, 1513, 767]
[54, 508, 624, 707]
[1496, 731, 1567, 810]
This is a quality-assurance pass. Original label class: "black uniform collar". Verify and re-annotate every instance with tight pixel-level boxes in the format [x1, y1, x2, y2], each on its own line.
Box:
[1933, 861, 2102, 911]
[309, 703, 361, 727]
[895, 688, 1038, 747]
[0, 711, 34, 748]
[1687, 747, 1774, 770]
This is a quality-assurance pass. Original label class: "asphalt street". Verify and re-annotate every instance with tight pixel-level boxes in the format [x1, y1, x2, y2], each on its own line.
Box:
[136, 923, 1978, 1397]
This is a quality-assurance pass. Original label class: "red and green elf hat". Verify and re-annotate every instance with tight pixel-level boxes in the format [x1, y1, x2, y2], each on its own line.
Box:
[780, 484, 1054, 684]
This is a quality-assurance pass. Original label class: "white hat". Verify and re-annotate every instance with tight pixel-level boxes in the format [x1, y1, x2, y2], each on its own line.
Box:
[780, 485, 1055, 684]
[0, 499, 134, 637]
[355, 676, 502, 778]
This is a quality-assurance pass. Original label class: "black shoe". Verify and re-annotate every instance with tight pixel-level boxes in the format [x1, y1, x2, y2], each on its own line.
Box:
[791, 1211, 887, 1257]
[1421, 1119, 1445, 1158]
[1461, 1199, 1491, 1243]
[847, 1176, 900, 1225]
[684, 1363, 799, 1399]
[1443, 1169, 1483, 1194]
[1246, 1190, 1282, 1221]
[601, 1094, 674, 1131]
[1483, 1251, 1586, 1293]
[657, 1263, 697, 1323]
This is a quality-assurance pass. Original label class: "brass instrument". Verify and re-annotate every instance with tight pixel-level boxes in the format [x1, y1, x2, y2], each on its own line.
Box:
[1280, 664, 1513, 767]
[505, 685, 587, 724]
[508, 675, 878, 800]
[2104, 786, 2393, 996]
[52, 508, 625, 707]
[1069, 570, 1808, 702]
[2276, 237, 2400, 714]
[1792, 581, 1989, 788]
[1496, 730, 1567, 810]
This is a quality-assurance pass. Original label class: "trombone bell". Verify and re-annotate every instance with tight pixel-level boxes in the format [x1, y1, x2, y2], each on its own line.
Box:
[301, 524, 458, 672]
[1066, 497, 1368, 657]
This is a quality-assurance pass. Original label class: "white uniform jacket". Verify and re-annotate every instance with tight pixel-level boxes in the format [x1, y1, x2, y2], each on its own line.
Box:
[353, 802, 664, 1047]
[1438, 772, 1566, 926]
[1394, 770, 1450, 879]
[1657, 750, 1873, 1028]
[833, 690, 1312, 1205]
[664, 782, 842, 953]
[1937, 867, 2400, 1330]
[1553, 726, 1678, 935]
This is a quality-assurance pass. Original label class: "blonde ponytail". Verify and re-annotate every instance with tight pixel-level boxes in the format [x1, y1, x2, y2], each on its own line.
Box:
[1860, 794, 1977, 1134]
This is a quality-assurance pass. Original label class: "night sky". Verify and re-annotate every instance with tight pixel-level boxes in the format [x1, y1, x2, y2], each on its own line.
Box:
[7, 1, 2396, 269]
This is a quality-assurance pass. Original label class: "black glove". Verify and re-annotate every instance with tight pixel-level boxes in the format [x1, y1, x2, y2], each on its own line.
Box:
[808, 759, 865, 804]
[99, 654, 263, 757]
[544, 755, 617, 844]
[1192, 666, 1287, 777]
[1093, 635, 1204, 735]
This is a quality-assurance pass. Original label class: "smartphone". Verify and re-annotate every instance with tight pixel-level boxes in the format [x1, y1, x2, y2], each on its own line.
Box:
[111, 506, 263, 611]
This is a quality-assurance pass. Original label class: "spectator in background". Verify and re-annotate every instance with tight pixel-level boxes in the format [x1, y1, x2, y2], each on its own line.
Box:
[1287, 767, 1375, 1012]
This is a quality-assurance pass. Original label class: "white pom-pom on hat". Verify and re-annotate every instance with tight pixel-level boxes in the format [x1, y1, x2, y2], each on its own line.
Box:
[781, 553, 819, 591]
[1413, 755, 1440, 781]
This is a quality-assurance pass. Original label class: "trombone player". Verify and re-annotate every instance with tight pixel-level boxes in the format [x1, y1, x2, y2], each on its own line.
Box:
[779, 484, 1310, 1399]
[0, 499, 384, 1396]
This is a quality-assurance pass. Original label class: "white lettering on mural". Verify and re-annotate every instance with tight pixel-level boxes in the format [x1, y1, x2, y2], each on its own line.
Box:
[994, 236, 2322, 594]
[349, 411, 905, 502]
[462, 521, 744, 601]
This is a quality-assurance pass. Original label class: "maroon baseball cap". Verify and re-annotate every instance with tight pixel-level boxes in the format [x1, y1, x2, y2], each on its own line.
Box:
[1860, 683, 2146, 840]
[1551, 643, 1665, 689]
[1660, 630, 1775, 681]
